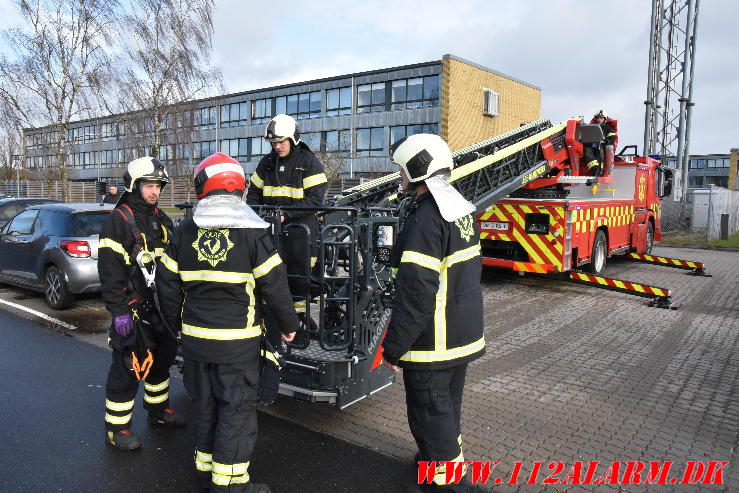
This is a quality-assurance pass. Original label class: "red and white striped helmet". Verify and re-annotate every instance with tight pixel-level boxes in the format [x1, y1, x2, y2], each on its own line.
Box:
[194, 153, 246, 199]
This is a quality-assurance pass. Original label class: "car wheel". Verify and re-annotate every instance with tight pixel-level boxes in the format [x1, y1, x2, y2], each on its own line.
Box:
[44, 265, 74, 310]
[585, 230, 607, 276]
[645, 221, 654, 254]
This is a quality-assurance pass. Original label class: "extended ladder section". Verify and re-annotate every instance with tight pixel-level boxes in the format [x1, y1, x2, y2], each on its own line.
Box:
[334, 119, 565, 213]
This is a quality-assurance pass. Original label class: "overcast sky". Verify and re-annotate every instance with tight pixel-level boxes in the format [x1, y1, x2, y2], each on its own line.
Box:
[2, 0, 736, 155]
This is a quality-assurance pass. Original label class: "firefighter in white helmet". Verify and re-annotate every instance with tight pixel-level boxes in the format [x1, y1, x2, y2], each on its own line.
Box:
[382, 134, 485, 490]
[156, 152, 297, 492]
[247, 114, 327, 340]
[584, 109, 618, 176]
[99, 156, 185, 451]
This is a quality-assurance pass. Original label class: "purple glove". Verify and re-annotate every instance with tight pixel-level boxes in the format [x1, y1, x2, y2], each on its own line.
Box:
[114, 313, 133, 337]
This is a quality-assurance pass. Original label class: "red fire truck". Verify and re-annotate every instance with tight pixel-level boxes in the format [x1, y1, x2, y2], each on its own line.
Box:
[477, 119, 672, 276]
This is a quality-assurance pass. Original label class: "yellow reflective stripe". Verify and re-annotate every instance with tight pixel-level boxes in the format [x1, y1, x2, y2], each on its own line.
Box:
[182, 323, 262, 340]
[99, 238, 130, 264]
[606, 132, 617, 137]
[250, 172, 264, 188]
[400, 336, 485, 363]
[196, 460, 212, 472]
[144, 379, 169, 392]
[212, 460, 249, 475]
[586, 160, 599, 169]
[253, 253, 282, 279]
[434, 267, 448, 351]
[212, 472, 250, 486]
[261, 349, 282, 368]
[180, 270, 254, 284]
[105, 413, 132, 425]
[433, 452, 466, 485]
[160, 252, 179, 273]
[391, 267, 398, 279]
[310, 256, 317, 268]
[442, 244, 480, 267]
[105, 399, 134, 412]
[262, 185, 304, 198]
[303, 173, 327, 189]
[400, 251, 441, 272]
[144, 393, 168, 404]
[294, 299, 306, 314]
[245, 277, 256, 329]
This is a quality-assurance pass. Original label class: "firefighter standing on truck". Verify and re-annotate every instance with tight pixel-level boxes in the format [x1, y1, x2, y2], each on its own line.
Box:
[583, 109, 617, 177]
[156, 153, 298, 493]
[99, 156, 185, 451]
[382, 134, 486, 492]
[246, 114, 327, 333]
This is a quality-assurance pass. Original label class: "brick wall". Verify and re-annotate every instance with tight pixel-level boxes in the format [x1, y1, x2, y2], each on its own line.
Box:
[441, 57, 541, 152]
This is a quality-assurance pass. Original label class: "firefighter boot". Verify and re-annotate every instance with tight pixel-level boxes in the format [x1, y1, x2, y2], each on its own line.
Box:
[106, 429, 141, 451]
[147, 407, 187, 427]
[232, 483, 271, 493]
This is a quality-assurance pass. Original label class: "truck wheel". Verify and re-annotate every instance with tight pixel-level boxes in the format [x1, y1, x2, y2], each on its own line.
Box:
[646, 222, 654, 254]
[586, 230, 607, 275]
[44, 265, 75, 310]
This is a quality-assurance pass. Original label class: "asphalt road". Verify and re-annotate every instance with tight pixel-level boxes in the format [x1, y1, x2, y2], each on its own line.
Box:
[0, 308, 414, 493]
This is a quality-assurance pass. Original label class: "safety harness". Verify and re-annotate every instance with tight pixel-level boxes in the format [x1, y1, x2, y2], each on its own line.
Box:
[115, 203, 175, 380]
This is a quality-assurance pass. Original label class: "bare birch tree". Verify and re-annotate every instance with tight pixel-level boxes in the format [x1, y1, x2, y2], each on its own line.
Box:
[0, 0, 118, 201]
[111, 0, 223, 165]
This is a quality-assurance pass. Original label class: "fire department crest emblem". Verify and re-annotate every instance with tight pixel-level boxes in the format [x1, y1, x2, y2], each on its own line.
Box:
[193, 228, 234, 267]
[454, 215, 475, 242]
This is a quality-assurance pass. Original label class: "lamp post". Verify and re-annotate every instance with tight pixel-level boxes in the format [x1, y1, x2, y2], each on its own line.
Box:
[11, 154, 20, 197]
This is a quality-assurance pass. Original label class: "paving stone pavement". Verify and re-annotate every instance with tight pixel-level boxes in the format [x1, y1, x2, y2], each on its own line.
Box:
[2, 245, 737, 491]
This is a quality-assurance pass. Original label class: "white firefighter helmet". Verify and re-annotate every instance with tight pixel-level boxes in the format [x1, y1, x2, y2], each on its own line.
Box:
[123, 156, 170, 193]
[264, 114, 301, 145]
[391, 133, 453, 183]
[391, 133, 475, 222]
[594, 109, 608, 120]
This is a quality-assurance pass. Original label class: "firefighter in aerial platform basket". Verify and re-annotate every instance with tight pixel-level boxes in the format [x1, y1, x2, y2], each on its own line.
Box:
[99, 156, 185, 451]
[382, 134, 486, 491]
[583, 109, 618, 177]
[246, 114, 327, 339]
[156, 153, 298, 492]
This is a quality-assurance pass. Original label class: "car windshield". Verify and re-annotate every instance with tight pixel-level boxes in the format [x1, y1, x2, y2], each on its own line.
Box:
[70, 212, 110, 236]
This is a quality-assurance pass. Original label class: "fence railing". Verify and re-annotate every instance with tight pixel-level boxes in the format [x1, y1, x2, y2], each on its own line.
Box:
[661, 186, 739, 243]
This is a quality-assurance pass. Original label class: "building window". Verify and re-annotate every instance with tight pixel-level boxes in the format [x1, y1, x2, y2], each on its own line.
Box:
[194, 107, 217, 129]
[248, 137, 271, 160]
[483, 88, 499, 116]
[323, 129, 351, 155]
[390, 123, 440, 147]
[689, 159, 705, 169]
[221, 102, 249, 127]
[275, 91, 321, 120]
[193, 141, 216, 160]
[251, 98, 274, 124]
[101, 150, 117, 168]
[67, 127, 84, 143]
[83, 125, 97, 143]
[219, 138, 248, 162]
[391, 75, 440, 110]
[356, 127, 385, 156]
[327, 87, 352, 116]
[357, 83, 385, 113]
[301, 132, 321, 151]
[100, 123, 118, 142]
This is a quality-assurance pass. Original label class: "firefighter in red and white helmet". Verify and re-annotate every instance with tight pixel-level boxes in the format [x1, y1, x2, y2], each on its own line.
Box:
[156, 152, 298, 493]
[247, 114, 327, 335]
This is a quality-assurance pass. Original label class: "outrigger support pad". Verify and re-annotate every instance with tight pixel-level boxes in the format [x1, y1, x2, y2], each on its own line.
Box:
[566, 271, 680, 310]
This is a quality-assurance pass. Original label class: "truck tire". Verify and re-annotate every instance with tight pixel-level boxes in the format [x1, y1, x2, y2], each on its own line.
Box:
[646, 221, 654, 254]
[585, 230, 607, 275]
[44, 265, 75, 310]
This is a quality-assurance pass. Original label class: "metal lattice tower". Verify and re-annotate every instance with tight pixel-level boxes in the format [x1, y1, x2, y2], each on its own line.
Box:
[643, 0, 699, 196]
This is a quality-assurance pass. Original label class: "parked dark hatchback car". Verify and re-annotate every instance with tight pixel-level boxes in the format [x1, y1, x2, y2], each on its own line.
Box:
[0, 197, 60, 229]
[0, 202, 114, 309]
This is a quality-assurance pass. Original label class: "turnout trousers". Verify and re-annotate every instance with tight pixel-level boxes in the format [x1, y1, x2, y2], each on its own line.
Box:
[104, 316, 177, 432]
[184, 358, 260, 491]
[404, 364, 468, 485]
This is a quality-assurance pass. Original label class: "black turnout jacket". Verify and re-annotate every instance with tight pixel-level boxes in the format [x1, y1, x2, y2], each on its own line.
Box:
[382, 193, 486, 370]
[98, 192, 173, 318]
[155, 217, 299, 364]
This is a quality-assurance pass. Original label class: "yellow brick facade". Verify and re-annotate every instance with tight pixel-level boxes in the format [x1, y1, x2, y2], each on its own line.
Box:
[730, 148, 738, 190]
[440, 56, 541, 152]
